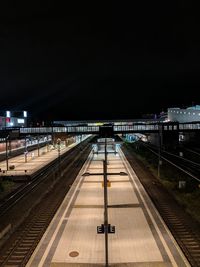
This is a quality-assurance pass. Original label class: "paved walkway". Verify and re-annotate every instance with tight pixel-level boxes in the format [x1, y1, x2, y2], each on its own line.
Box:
[26, 146, 190, 267]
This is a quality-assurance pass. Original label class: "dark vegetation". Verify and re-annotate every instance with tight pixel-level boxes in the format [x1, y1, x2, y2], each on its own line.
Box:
[124, 141, 200, 223]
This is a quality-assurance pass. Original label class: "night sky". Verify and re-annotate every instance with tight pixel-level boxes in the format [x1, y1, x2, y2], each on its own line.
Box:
[0, 2, 200, 121]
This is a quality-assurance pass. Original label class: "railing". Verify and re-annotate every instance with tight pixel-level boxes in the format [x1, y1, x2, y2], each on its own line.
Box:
[179, 123, 200, 130]
[1, 122, 200, 136]
[19, 126, 100, 134]
[16, 124, 200, 134]
[114, 124, 159, 132]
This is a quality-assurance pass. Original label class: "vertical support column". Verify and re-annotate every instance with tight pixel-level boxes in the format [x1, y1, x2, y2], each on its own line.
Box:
[37, 135, 40, 157]
[57, 138, 61, 178]
[25, 136, 27, 163]
[52, 126, 55, 148]
[46, 135, 49, 152]
[158, 124, 163, 179]
[104, 138, 108, 267]
[9, 138, 11, 157]
[6, 136, 9, 171]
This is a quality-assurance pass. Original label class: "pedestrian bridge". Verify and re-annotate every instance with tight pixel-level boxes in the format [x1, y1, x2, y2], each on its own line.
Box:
[9, 122, 200, 136]
[1, 122, 200, 138]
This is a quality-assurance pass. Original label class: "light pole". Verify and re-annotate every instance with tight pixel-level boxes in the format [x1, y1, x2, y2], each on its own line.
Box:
[24, 136, 28, 163]
[37, 135, 40, 157]
[5, 135, 9, 171]
[57, 138, 61, 177]
[158, 124, 162, 179]
[46, 135, 50, 152]
[82, 138, 127, 267]
[103, 139, 108, 267]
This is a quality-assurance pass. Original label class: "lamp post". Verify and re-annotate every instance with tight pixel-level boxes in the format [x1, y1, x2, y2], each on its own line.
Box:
[37, 135, 40, 157]
[5, 135, 9, 171]
[24, 136, 28, 163]
[46, 135, 50, 152]
[104, 139, 108, 267]
[158, 124, 162, 179]
[82, 138, 127, 267]
[57, 138, 61, 177]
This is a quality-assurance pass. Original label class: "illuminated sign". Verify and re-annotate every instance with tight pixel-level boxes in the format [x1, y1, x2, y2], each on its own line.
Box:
[6, 111, 11, 118]
[17, 119, 25, 124]
[23, 111, 27, 117]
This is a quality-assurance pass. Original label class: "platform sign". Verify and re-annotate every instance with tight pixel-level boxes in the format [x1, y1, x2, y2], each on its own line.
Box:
[101, 180, 111, 187]
[97, 224, 104, 234]
[97, 224, 115, 234]
[108, 224, 115, 234]
[99, 125, 114, 138]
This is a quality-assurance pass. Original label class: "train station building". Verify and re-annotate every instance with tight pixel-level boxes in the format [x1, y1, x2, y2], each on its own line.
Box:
[168, 105, 200, 123]
[0, 110, 27, 128]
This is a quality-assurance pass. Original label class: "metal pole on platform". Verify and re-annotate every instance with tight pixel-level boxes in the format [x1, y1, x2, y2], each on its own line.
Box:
[57, 138, 61, 177]
[58, 146, 60, 176]
[9, 137, 11, 157]
[6, 135, 9, 171]
[158, 124, 162, 179]
[25, 136, 27, 163]
[83, 138, 120, 266]
[37, 135, 40, 157]
[104, 138, 109, 267]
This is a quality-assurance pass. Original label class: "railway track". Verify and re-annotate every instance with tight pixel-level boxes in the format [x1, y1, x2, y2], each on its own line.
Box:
[2, 137, 200, 266]
[160, 149, 200, 178]
[142, 142, 200, 182]
[0, 139, 91, 217]
[123, 144, 200, 267]
[180, 146, 200, 165]
[0, 140, 92, 267]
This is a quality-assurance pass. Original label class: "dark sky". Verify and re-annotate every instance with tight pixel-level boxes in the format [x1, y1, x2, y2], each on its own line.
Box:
[0, 2, 200, 121]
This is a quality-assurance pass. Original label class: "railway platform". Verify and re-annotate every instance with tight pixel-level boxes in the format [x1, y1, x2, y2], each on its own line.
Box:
[0, 136, 88, 179]
[26, 144, 190, 267]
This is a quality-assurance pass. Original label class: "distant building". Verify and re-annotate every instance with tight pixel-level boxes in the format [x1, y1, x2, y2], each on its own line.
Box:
[0, 110, 28, 128]
[168, 105, 200, 123]
[158, 111, 168, 121]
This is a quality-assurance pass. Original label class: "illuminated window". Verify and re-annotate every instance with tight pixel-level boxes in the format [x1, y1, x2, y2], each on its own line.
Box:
[193, 113, 195, 115]
[6, 111, 11, 118]
[17, 119, 25, 123]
